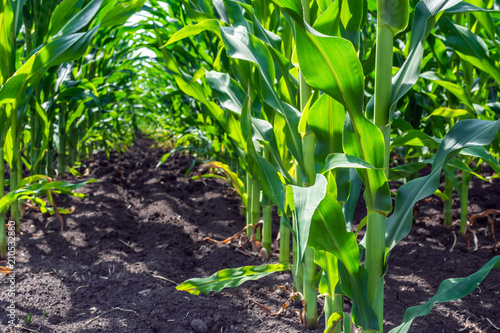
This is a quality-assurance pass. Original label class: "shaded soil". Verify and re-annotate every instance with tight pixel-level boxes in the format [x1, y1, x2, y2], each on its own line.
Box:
[1, 136, 500, 333]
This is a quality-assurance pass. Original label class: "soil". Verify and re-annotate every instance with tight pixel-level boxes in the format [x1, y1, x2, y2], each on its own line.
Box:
[1, 135, 500, 333]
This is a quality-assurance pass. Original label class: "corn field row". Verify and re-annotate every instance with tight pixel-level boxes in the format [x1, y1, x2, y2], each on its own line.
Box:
[1, 0, 500, 332]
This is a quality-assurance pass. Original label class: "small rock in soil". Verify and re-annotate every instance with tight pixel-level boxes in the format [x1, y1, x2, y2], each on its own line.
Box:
[190, 318, 208, 333]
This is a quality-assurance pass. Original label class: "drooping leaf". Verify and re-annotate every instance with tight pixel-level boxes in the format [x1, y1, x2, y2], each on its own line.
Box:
[176, 263, 289, 295]
[220, 25, 303, 167]
[0, 179, 97, 214]
[287, 174, 327, 266]
[390, 130, 441, 149]
[309, 192, 378, 331]
[460, 146, 500, 175]
[388, 0, 462, 115]
[49, 0, 103, 39]
[206, 70, 246, 115]
[101, 0, 147, 27]
[324, 154, 377, 172]
[0, 27, 99, 106]
[165, 19, 222, 46]
[390, 256, 500, 333]
[308, 94, 345, 172]
[295, 23, 390, 214]
[439, 16, 500, 83]
[428, 107, 469, 119]
[386, 119, 500, 253]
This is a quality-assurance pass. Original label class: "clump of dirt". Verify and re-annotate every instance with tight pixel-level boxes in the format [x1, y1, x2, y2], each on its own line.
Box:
[1, 135, 499, 332]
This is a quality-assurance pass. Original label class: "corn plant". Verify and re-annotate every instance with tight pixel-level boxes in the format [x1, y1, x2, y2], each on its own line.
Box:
[0, 0, 146, 257]
[166, 0, 500, 332]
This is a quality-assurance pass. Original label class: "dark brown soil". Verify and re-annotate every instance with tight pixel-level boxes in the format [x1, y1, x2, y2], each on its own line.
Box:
[1, 136, 500, 333]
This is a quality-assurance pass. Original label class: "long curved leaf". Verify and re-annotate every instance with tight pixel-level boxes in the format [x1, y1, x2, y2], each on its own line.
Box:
[386, 119, 500, 252]
[295, 23, 390, 213]
[439, 16, 500, 83]
[0, 179, 97, 214]
[205, 70, 245, 115]
[388, 0, 461, 115]
[176, 263, 289, 295]
[165, 19, 221, 46]
[309, 192, 378, 331]
[287, 174, 327, 266]
[220, 25, 304, 168]
[49, 0, 103, 39]
[0, 27, 99, 106]
[389, 256, 500, 333]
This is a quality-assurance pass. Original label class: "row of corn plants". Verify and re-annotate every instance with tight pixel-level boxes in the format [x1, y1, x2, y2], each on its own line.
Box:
[0, 0, 147, 257]
[141, 0, 500, 331]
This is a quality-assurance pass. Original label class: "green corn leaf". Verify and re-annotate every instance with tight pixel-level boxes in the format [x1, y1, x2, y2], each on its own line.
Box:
[309, 191, 378, 331]
[0, 106, 9, 144]
[165, 19, 221, 46]
[446, 158, 487, 182]
[249, 152, 287, 217]
[0, 56, 35, 106]
[389, 161, 428, 181]
[439, 17, 500, 83]
[296, 24, 363, 114]
[386, 119, 500, 253]
[343, 169, 362, 232]
[213, 0, 229, 24]
[252, 14, 282, 50]
[0, 179, 97, 214]
[428, 107, 469, 119]
[460, 146, 500, 175]
[0, 0, 15, 85]
[12, 0, 25, 40]
[49, 0, 103, 39]
[65, 104, 88, 132]
[227, 112, 247, 153]
[308, 94, 345, 172]
[31, 99, 50, 172]
[390, 129, 441, 149]
[443, 165, 462, 197]
[156, 152, 171, 169]
[325, 312, 343, 333]
[387, 0, 462, 115]
[3, 128, 13, 169]
[420, 71, 474, 111]
[251, 117, 293, 182]
[101, 0, 147, 27]
[313, 0, 341, 37]
[343, 116, 391, 213]
[269, 0, 303, 24]
[159, 51, 226, 129]
[287, 174, 327, 266]
[220, 25, 304, 167]
[324, 154, 377, 172]
[49, 0, 84, 38]
[17, 175, 52, 188]
[389, 256, 500, 333]
[428, 34, 454, 80]
[295, 23, 390, 213]
[341, 0, 369, 46]
[0, 27, 99, 107]
[205, 71, 246, 115]
[446, 1, 500, 44]
[176, 263, 289, 295]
